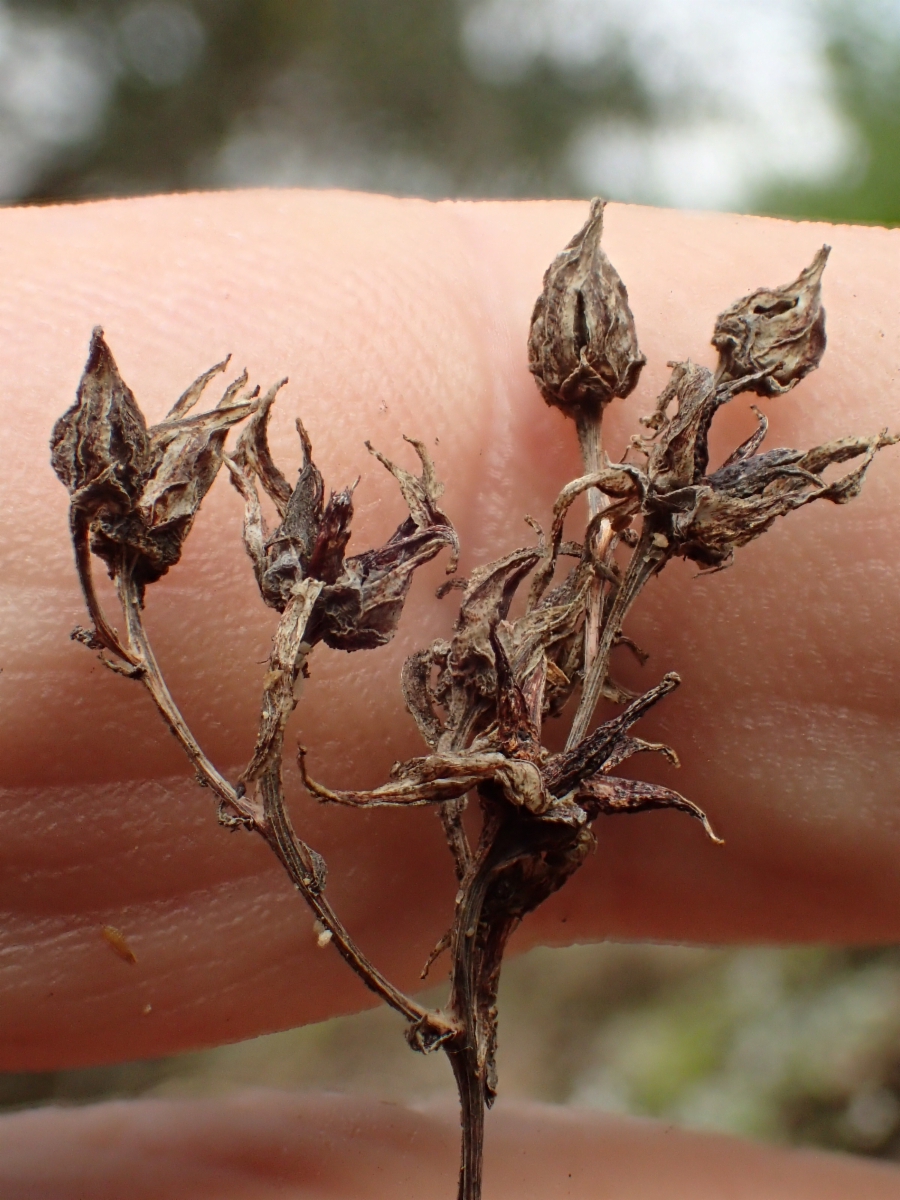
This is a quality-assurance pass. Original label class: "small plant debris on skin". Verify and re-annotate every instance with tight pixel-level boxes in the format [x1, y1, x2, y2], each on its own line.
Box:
[52, 203, 896, 1200]
[101, 925, 137, 965]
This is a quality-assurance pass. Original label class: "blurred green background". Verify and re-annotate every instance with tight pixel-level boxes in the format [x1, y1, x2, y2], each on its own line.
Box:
[3, 0, 900, 222]
[4, 0, 900, 1165]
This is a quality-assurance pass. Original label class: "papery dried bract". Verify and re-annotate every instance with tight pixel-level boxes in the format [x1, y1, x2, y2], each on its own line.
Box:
[712, 246, 829, 395]
[643, 360, 719, 488]
[528, 197, 645, 419]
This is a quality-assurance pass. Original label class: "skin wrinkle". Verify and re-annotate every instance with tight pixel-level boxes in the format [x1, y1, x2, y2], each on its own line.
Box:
[2, 1093, 900, 1200]
[1, 192, 900, 1078]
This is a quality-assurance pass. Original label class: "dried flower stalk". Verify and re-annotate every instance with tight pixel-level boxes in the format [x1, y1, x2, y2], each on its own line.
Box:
[52, 207, 895, 1200]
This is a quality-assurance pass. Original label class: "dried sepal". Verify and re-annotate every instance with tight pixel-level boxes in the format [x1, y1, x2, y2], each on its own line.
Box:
[543, 673, 680, 798]
[712, 246, 829, 395]
[165, 354, 233, 421]
[576, 776, 721, 842]
[721, 405, 769, 466]
[231, 378, 294, 515]
[426, 547, 542, 749]
[401, 647, 446, 749]
[599, 734, 679, 774]
[643, 360, 719, 487]
[528, 197, 645, 421]
[365, 436, 452, 536]
[304, 746, 554, 820]
[504, 573, 588, 709]
[300, 746, 502, 808]
[223, 453, 268, 594]
[490, 625, 543, 758]
[135, 373, 259, 586]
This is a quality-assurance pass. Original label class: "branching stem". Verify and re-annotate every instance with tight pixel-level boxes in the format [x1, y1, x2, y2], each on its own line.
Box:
[54, 214, 857, 1200]
[117, 565, 447, 1036]
[72, 513, 137, 665]
[566, 525, 668, 748]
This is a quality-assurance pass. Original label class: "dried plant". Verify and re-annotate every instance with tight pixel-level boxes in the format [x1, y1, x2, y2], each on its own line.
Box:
[52, 202, 895, 1200]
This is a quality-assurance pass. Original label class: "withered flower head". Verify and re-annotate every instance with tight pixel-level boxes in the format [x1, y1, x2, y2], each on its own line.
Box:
[51, 327, 150, 509]
[227, 391, 458, 651]
[651, 411, 896, 571]
[51, 328, 258, 590]
[712, 246, 829, 395]
[528, 197, 646, 420]
[229, 394, 357, 613]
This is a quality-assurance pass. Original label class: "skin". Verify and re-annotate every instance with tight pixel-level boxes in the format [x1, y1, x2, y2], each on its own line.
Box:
[1, 189, 899, 1195]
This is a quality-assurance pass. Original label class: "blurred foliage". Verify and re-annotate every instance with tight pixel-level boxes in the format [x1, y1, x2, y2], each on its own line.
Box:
[13, 0, 645, 202]
[7, 0, 897, 222]
[761, 33, 900, 226]
[6, 944, 900, 1162]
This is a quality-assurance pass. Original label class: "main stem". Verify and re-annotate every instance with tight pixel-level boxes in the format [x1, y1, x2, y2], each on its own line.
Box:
[443, 805, 502, 1200]
[446, 1045, 486, 1200]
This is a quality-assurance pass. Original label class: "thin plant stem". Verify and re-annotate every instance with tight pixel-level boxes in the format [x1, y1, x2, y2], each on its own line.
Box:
[118, 567, 448, 1035]
[442, 805, 503, 1200]
[119, 568, 248, 813]
[72, 512, 137, 665]
[575, 407, 616, 688]
[566, 526, 668, 749]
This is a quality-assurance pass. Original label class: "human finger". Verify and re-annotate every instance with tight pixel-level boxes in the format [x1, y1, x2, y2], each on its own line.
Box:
[3, 1092, 899, 1200]
[2, 191, 899, 1071]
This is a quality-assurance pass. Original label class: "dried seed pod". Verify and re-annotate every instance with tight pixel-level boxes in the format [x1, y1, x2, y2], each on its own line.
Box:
[528, 198, 645, 421]
[712, 246, 829, 395]
[51, 327, 150, 511]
